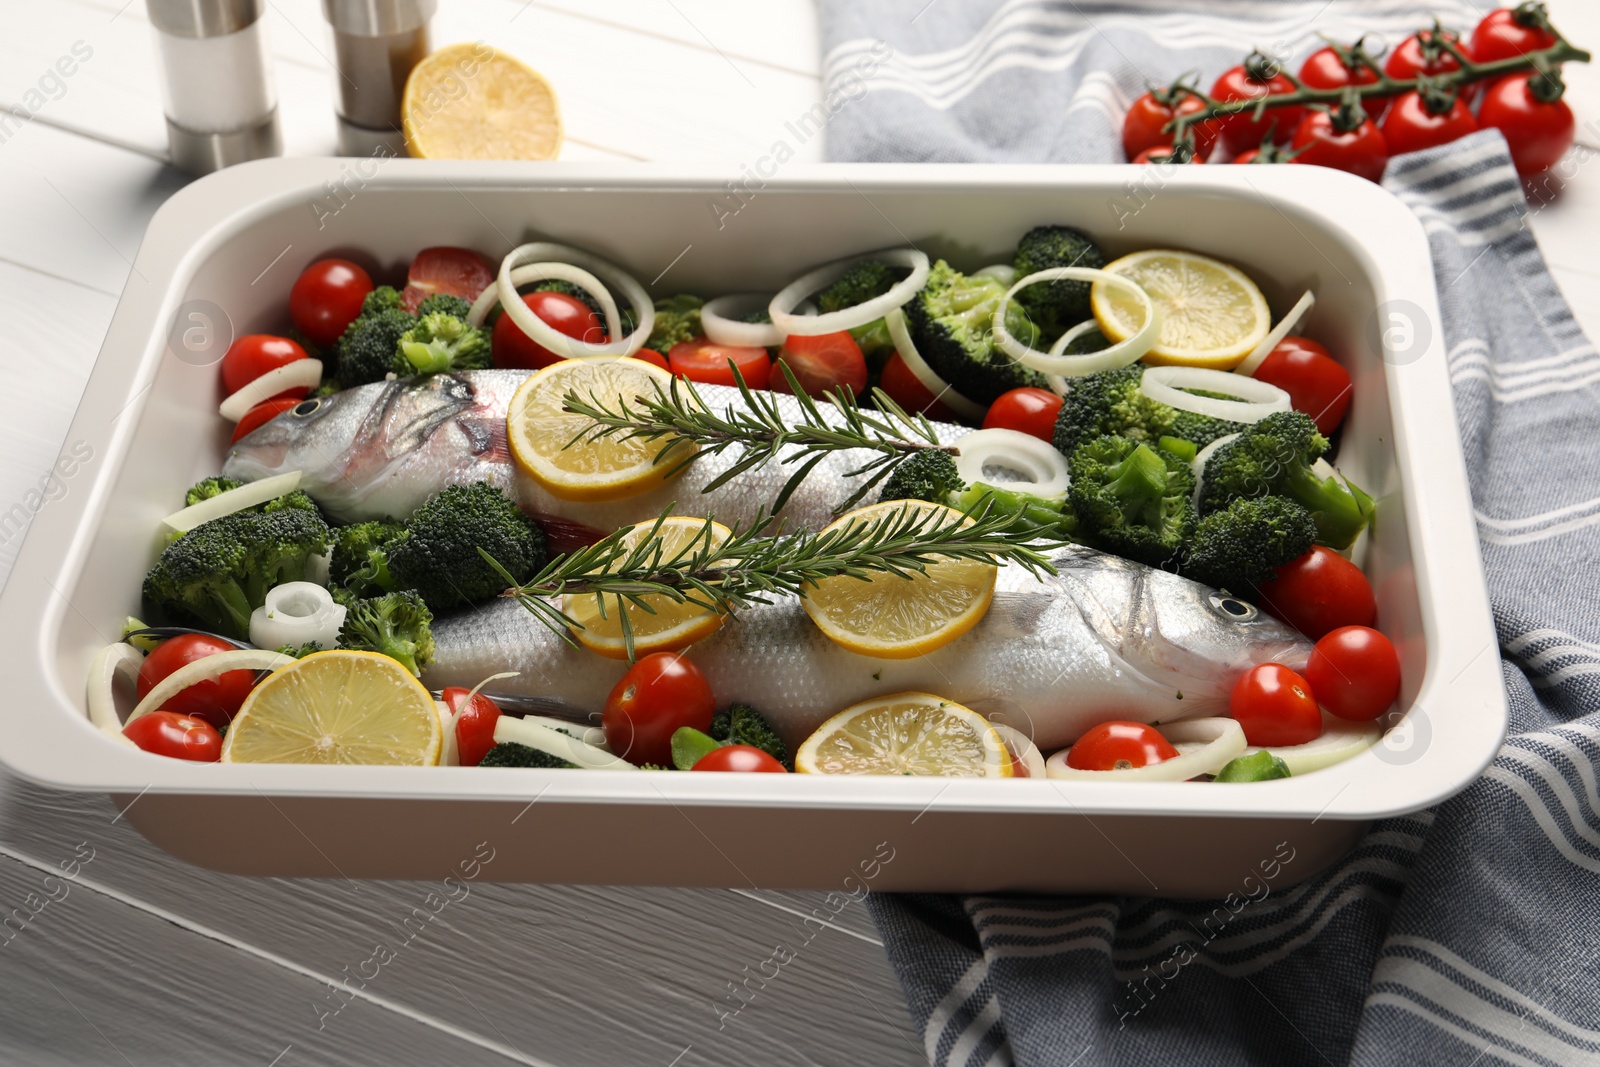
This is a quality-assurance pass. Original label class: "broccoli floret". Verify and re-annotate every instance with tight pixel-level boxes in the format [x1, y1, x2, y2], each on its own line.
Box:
[143, 506, 332, 638]
[877, 450, 966, 504]
[276, 641, 323, 659]
[185, 476, 242, 507]
[1068, 436, 1196, 566]
[710, 703, 790, 769]
[261, 489, 320, 516]
[312, 378, 343, 398]
[1052, 364, 1241, 457]
[337, 590, 435, 676]
[360, 285, 404, 315]
[1182, 496, 1317, 593]
[386, 482, 548, 612]
[415, 293, 473, 320]
[819, 261, 900, 360]
[478, 742, 579, 768]
[904, 260, 1047, 406]
[397, 313, 492, 375]
[328, 519, 407, 597]
[646, 295, 704, 351]
[949, 482, 1081, 542]
[1197, 411, 1374, 550]
[336, 306, 415, 387]
[1011, 226, 1107, 340]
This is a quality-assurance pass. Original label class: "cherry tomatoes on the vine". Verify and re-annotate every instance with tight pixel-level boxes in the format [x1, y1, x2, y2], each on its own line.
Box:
[1298, 43, 1381, 92]
[1122, 86, 1219, 161]
[1469, 7, 1556, 64]
[1477, 73, 1575, 176]
[1291, 109, 1390, 182]
[1380, 91, 1478, 156]
[1385, 28, 1464, 80]
[1211, 57, 1303, 156]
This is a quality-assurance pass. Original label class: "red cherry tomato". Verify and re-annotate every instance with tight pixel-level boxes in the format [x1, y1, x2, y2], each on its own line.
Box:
[123, 711, 222, 762]
[136, 634, 256, 729]
[1469, 8, 1554, 64]
[1122, 87, 1219, 161]
[1211, 59, 1303, 156]
[1066, 721, 1179, 771]
[1298, 44, 1381, 92]
[772, 332, 869, 397]
[289, 259, 373, 349]
[231, 397, 302, 443]
[631, 348, 670, 372]
[1231, 664, 1322, 747]
[221, 335, 309, 396]
[879, 352, 958, 422]
[1305, 626, 1402, 722]
[668, 338, 772, 390]
[1290, 109, 1390, 183]
[1386, 28, 1464, 79]
[1132, 146, 1206, 164]
[442, 686, 502, 767]
[602, 653, 716, 767]
[1250, 336, 1352, 435]
[1254, 546, 1376, 640]
[400, 247, 495, 313]
[1477, 73, 1575, 177]
[1380, 91, 1478, 157]
[982, 388, 1062, 442]
[692, 745, 788, 773]
[492, 291, 607, 370]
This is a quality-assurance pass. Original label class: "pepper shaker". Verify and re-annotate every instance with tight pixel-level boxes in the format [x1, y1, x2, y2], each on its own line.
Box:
[322, 0, 438, 157]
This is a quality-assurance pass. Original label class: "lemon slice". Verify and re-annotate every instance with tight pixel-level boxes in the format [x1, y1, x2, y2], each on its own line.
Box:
[801, 500, 997, 659]
[221, 651, 442, 766]
[795, 692, 1013, 777]
[508, 357, 693, 502]
[1092, 249, 1270, 369]
[565, 516, 733, 659]
[402, 43, 562, 160]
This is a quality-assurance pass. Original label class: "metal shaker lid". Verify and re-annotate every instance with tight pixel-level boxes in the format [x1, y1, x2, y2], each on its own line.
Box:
[146, 0, 264, 38]
[322, 0, 437, 37]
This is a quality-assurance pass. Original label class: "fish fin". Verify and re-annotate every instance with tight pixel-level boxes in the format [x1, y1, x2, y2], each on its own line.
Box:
[459, 417, 512, 463]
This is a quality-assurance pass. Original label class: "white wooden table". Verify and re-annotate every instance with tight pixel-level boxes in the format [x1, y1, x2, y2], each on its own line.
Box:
[1, 2, 1596, 1064]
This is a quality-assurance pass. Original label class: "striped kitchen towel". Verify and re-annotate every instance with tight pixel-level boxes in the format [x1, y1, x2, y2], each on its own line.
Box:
[816, 2, 1600, 1064]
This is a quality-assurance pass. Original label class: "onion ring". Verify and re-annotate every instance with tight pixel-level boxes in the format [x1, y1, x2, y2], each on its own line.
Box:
[1140, 366, 1291, 423]
[994, 268, 1160, 377]
[952, 428, 1071, 497]
[487, 242, 654, 359]
[1240, 715, 1380, 776]
[86, 643, 144, 743]
[1045, 718, 1246, 781]
[973, 264, 1016, 285]
[468, 262, 622, 341]
[991, 722, 1046, 778]
[1234, 290, 1315, 377]
[701, 293, 784, 348]
[1044, 321, 1114, 395]
[883, 308, 986, 421]
[768, 248, 929, 337]
[124, 649, 294, 727]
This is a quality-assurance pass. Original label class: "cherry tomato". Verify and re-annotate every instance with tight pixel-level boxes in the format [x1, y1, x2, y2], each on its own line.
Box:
[221, 335, 309, 396]
[1211, 57, 1303, 156]
[1290, 109, 1389, 183]
[1066, 721, 1178, 771]
[1122, 86, 1219, 161]
[1469, 8, 1555, 64]
[668, 338, 772, 390]
[1305, 626, 1402, 722]
[1254, 546, 1376, 640]
[492, 291, 607, 370]
[231, 397, 301, 443]
[879, 352, 958, 422]
[602, 653, 716, 767]
[1250, 336, 1352, 435]
[1231, 664, 1322, 747]
[1132, 146, 1206, 165]
[442, 687, 502, 767]
[136, 634, 256, 729]
[124, 711, 222, 762]
[1380, 91, 1478, 156]
[1477, 73, 1575, 177]
[1385, 28, 1463, 79]
[772, 332, 869, 397]
[289, 259, 373, 349]
[692, 745, 788, 773]
[983, 388, 1062, 442]
[1298, 44, 1381, 92]
[631, 348, 670, 372]
[400, 247, 495, 313]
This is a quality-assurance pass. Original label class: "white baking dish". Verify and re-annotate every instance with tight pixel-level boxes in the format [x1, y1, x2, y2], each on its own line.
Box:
[0, 160, 1504, 895]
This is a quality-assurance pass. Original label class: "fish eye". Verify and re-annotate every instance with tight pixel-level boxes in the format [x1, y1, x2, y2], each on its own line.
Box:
[291, 398, 323, 417]
[1208, 593, 1258, 621]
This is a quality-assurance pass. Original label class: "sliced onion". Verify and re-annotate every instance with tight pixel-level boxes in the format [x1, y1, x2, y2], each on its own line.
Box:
[86, 643, 144, 744]
[973, 264, 1016, 285]
[219, 360, 322, 422]
[991, 722, 1045, 778]
[1190, 432, 1240, 511]
[1045, 718, 1246, 781]
[489, 242, 654, 359]
[124, 649, 293, 727]
[953, 428, 1071, 496]
[1240, 715, 1380, 775]
[1234, 290, 1315, 377]
[768, 248, 929, 337]
[441, 671, 520, 767]
[883, 308, 986, 421]
[249, 582, 345, 651]
[493, 715, 636, 770]
[701, 293, 784, 348]
[521, 715, 608, 749]
[164, 471, 303, 534]
[994, 269, 1159, 377]
[1140, 366, 1290, 423]
[468, 262, 623, 341]
[1044, 322, 1113, 395]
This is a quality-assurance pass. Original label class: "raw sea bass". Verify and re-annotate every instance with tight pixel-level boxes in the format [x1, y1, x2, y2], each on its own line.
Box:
[222, 370, 970, 536]
[424, 546, 1313, 752]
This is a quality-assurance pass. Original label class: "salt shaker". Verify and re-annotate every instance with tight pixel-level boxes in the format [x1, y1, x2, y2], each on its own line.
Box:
[146, 0, 282, 174]
[322, 0, 438, 157]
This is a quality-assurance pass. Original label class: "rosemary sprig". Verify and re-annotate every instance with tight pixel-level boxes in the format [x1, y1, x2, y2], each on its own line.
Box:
[483, 501, 1060, 660]
[561, 363, 955, 514]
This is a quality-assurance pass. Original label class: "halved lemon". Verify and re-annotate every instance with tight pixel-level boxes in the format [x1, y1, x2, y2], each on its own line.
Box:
[1092, 249, 1270, 369]
[565, 515, 733, 659]
[801, 500, 997, 659]
[221, 651, 442, 766]
[795, 692, 1013, 777]
[507, 357, 693, 502]
[402, 43, 562, 160]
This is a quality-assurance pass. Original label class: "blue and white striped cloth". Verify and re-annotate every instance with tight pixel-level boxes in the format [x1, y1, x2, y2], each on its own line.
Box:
[816, 2, 1600, 1063]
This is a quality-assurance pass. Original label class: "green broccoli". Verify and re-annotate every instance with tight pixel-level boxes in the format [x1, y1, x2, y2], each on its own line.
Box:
[1052, 363, 1241, 457]
[876, 450, 1078, 539]
[1181, 496, 1317, 593]
[710, 703, 790, 769]
[143, 506, 332, 638]
[478, 742, 579, 768]
[328, 518, 408, 596]
[1068, 436, 1196, 566]
[647, 295, 704, 351]
[312, 378, 344, 398]
[904, 260, 1047, 406]
[336, 303, 415, 387]
[337, 590, 435, 677]
[261, 489, 320, 516]
[1196, 411, 1374, 550]
[385, 482, 548, 612]
[415, 293, 473, 320]
[1011, 225, 1106, 340]
[397, 313, 492, 375]
[184, 476, 242, 507]
[877, 449, 966, 505]
[819, 260, 901, 360]
[275, 641, 324, 659]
